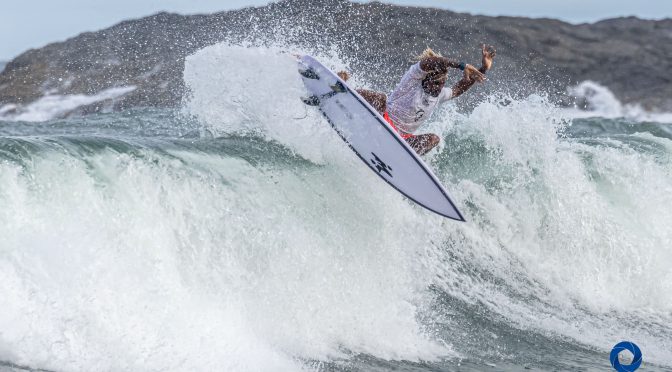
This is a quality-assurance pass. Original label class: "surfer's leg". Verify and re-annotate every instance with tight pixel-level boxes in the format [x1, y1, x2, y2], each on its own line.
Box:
[356, 89, 387, 114]
[406, 133, 440, 156]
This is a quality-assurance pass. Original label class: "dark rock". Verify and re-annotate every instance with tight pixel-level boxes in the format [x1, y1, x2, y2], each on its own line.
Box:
[0, 0, 670, 115]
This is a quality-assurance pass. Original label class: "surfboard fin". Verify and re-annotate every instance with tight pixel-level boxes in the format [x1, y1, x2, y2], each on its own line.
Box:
[302, 96, 320, 106]
[299, 68, 320, 80]
[330, 81, 347, 93]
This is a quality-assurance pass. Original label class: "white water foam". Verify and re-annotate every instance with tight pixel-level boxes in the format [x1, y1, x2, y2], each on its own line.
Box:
[0, 86, 136, 122]
[182, 44, 672, 367]
[430, 94, 672, 365]
[566, 80, 672, 123]
[0, 44, 454, 372]
[0, 142, 450, 371]
[183, 44, 357, 164]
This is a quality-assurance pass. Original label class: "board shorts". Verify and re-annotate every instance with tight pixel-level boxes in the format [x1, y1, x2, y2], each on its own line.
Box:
[383, 111, 414, 139]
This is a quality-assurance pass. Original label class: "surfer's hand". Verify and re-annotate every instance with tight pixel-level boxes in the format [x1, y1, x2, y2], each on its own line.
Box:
[337, 71, 350, 82]
[464, 64, 486, 82]
[481, 44, 496, 71]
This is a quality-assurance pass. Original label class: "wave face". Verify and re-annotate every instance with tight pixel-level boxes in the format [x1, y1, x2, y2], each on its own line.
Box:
[0, 86, 136, 122]
[0, 45, 671, 371]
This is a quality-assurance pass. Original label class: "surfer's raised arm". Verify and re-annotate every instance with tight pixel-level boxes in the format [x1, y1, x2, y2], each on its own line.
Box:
[419, 56, 462, 73]
[330, 44, 496, 156]
[450, 44, 496, 99]
[418, 56, 483, 81]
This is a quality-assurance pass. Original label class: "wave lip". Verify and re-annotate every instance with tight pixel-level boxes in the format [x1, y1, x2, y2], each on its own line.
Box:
[567, 80, 672, 123]
[0, 86, 136, 122]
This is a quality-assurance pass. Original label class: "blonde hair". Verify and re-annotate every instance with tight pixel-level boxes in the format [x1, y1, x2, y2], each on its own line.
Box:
[413, 47, 442, 62]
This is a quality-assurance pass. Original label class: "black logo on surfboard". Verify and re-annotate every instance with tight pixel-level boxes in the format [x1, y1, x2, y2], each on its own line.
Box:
[370, 152, 393, 177]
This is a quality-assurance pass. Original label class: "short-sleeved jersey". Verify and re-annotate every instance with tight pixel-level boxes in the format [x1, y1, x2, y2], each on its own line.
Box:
[386, 63, 452, 134]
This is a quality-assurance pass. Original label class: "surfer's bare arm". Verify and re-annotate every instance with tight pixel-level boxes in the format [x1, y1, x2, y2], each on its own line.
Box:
[420, 56, 461, 74]
[450, 72, 477, 99]
[450, 45, 496, 99]
[421, 56, 486, 79]
[480, 44, 496, 73]
[450, 64, 487, 98]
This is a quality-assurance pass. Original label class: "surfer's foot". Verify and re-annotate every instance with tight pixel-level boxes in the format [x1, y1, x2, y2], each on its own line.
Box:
[337, 71, 350, 81]
[357, 89, 387, 114]
[406, 133, 440, 156]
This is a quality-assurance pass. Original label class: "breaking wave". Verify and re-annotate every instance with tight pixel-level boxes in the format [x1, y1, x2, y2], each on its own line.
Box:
[0, 45, 670, 371]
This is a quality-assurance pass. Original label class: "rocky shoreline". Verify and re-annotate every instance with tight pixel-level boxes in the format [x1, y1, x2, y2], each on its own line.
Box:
[0, 0, 670, 117]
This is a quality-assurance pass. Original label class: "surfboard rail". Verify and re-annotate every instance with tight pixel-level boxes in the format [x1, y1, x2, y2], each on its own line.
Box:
[298, 55, 465, 221]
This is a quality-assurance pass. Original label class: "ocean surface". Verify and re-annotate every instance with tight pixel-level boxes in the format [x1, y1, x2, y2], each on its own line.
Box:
[0, 46, 671, 371]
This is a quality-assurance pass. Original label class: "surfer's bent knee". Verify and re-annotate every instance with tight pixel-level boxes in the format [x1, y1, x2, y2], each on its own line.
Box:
[406, 133, 440, 156]
[423, 133, 440, 153]
[429, 133, 440, 147]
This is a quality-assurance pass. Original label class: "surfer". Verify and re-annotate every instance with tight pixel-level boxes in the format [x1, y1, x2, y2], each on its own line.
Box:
[338, 44, 496, 155]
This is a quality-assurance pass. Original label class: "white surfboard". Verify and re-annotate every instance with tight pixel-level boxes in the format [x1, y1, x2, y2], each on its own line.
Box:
[298, 55, 465, 221]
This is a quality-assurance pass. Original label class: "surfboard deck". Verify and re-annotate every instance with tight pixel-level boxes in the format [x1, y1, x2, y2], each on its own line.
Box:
[298, 55, 465, 221]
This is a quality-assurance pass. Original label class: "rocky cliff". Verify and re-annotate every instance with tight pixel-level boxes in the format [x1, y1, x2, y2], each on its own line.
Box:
[1, 0, 670, 115]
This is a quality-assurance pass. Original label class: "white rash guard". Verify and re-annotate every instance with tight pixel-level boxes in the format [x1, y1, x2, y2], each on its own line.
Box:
[386, 63, 453, 135]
